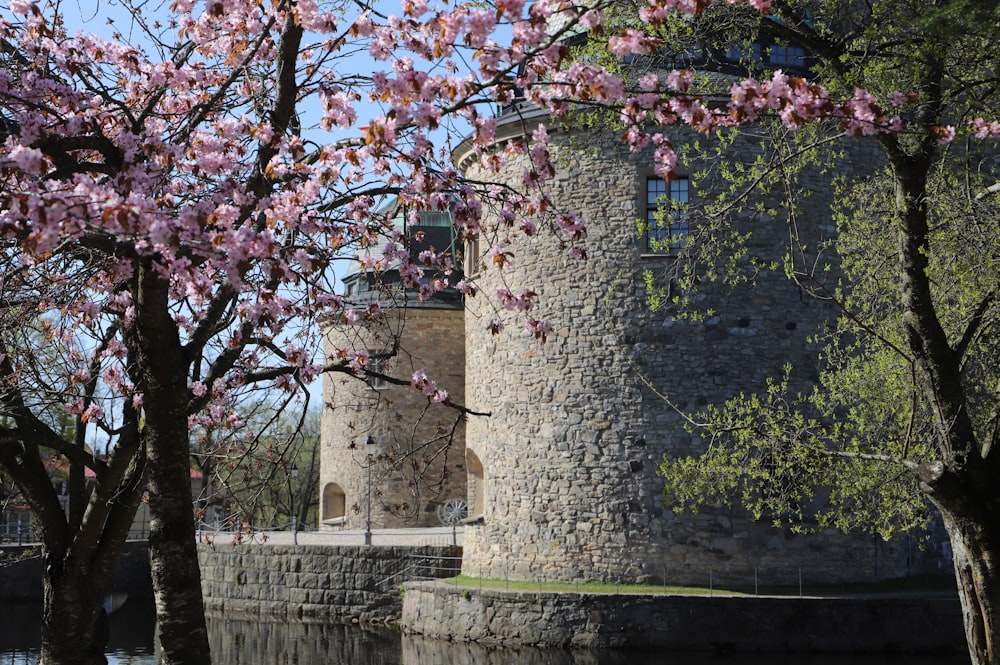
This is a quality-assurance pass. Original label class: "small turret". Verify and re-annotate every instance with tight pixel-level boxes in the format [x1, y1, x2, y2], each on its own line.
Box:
[319, 203, 468, 530]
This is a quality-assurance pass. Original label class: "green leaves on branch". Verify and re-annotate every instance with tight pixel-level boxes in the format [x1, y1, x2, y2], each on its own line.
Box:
[660, 372, 931, 541]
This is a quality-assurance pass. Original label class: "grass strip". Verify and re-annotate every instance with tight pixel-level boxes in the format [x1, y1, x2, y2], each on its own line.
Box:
[438, 574, 956, 597]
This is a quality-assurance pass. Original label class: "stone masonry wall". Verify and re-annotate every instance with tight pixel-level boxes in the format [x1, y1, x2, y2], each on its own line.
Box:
[401, 582, 965, 653]
[321, 304, 466, 529]
[454, 112, 934, 585]
[198, 544, 460, 622]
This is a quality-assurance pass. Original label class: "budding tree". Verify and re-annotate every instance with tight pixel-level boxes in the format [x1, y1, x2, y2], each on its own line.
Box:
[576, 2, 1000, 665]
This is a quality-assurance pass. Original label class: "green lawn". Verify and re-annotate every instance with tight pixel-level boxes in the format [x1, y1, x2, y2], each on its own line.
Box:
[438, 574, 956, 597]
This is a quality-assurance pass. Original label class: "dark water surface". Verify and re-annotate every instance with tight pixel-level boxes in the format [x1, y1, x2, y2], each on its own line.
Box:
[0, 600, 970, 664]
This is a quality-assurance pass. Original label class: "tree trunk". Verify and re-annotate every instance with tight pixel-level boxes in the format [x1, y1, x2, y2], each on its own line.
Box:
[40, 552, 106, 665]
[147, 432, 211, 665]
[132, 265, 212, 665]
[928, 486, 1000, 665]
[38, 467, 146, 664]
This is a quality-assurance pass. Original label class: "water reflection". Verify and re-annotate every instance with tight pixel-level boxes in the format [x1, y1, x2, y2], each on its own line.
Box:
[0, 600, 156, 665]
[207, 616, 400, 665]
[0, 603, 971, 665]
[207, 615, 970, 665]
[401, 633, 967, 665]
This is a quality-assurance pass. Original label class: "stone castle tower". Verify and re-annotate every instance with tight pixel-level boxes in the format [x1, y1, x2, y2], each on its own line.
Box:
[453, 112, 915, 585]
[320, 42, 942, 584]
[319, 206, 468, 530]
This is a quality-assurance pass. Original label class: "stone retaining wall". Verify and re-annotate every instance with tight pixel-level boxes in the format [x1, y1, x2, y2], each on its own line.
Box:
[198, 544, 460, 623]
[401, 582, 965, 654]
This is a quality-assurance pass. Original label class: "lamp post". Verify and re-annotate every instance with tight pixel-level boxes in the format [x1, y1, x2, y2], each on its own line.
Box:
[365, 435, 374, 546]
[289, 462, 299, 545]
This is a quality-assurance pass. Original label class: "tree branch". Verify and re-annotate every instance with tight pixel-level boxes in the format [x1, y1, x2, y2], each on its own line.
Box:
[953, 290, 996, 362]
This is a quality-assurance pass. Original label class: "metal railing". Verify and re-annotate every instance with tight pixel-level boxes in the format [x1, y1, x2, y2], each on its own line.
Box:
[0, 519, 149, 546]
[377, 553, 462, 591]
[0, 521, 37, 546]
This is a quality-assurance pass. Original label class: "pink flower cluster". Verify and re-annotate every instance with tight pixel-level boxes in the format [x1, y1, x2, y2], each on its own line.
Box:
[411, 368, 449, 402]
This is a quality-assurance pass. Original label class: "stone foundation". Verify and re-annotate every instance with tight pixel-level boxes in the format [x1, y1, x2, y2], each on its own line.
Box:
[401, 581, 965, 653]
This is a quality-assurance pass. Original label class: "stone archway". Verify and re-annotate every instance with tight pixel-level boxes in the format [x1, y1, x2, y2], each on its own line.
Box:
[322, 482, 346, 522]
[466, 450, 484, 518]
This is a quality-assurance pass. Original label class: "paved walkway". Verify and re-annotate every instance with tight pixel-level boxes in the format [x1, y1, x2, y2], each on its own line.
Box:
[197, 526, 464, 547]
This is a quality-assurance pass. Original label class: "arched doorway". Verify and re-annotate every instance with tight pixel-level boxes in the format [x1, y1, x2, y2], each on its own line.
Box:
[322, 482, 346, 524]
[466, 450, 484, 518]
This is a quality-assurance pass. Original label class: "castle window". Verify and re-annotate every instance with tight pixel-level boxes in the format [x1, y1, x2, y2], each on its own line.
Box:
[726, 42, 761, 63]
[367, 356, 390, 389]
[416, 210, 452, 227]
[644, 176, 689, 252]
[769, 45, 806, 67]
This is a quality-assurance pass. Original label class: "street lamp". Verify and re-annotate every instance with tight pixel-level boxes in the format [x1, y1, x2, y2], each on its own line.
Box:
[364, 435, 374, 546]
[289, 462, 299, 545]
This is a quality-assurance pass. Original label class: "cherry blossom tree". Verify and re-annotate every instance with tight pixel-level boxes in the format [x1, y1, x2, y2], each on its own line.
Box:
[0, 0, 593, 661]
[2, 0, 999, 663]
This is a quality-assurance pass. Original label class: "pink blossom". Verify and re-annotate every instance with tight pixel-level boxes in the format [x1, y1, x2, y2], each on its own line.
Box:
[81, 403, 105, 423]
[556, 214, 586, 240]
[497, 287, 536, 312]
[456, 280, 478, 297]
[352, 13, 374, 36]
[971, 118, 1000, 139]
[411, 368, 448, 402]
[7, 146, 46, 174]
[934, 125, 957, 144]
[489, 243, 513, 270]
[495, 0, 525, 18]
[579, 9, 604, 29]
[74, 301, 101, 321]
[665, 70, 693, 92]
[350, 350, 370, 374]
[103, 365, 125, 392]
[523, 318, 553, 342]
[891, 91, 916, 106]
[609, 30, 656, 57]
[8, 0, 37, 16]
[638, 72, 660, 91]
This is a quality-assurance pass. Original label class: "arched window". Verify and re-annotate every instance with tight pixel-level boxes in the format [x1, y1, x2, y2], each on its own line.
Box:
[466, 450, 485, 518]
[322, 483, 346, 522]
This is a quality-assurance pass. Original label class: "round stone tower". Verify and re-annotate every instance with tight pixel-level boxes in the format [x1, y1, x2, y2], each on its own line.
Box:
[319, 206, 467, 530]
[454, 106, 920, 585]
